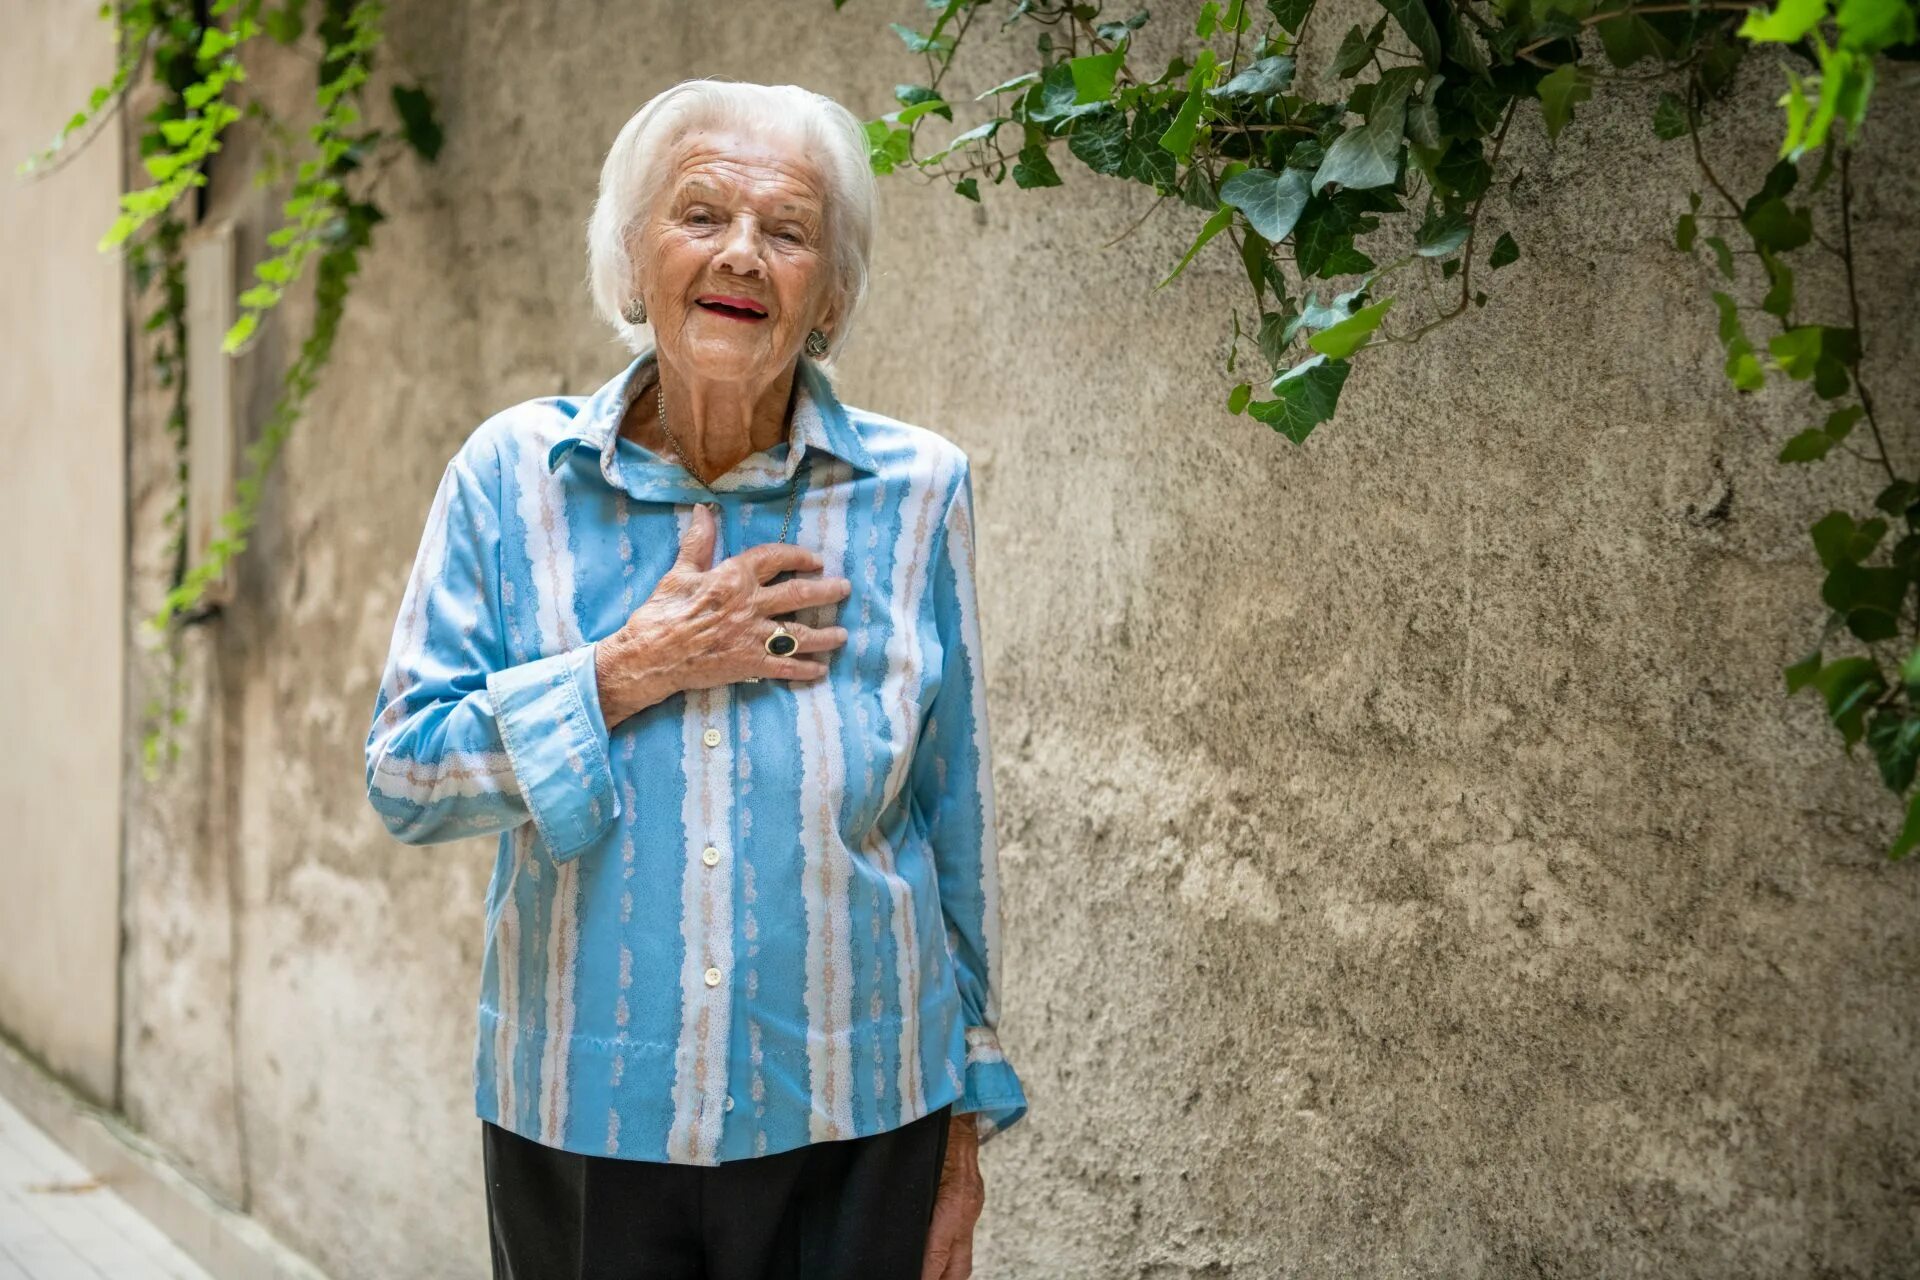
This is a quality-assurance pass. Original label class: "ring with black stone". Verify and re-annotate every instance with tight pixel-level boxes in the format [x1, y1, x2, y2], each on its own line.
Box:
[765, 623, 799, 657]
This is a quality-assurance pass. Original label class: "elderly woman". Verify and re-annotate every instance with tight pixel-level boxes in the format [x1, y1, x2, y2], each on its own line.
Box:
[363, 77, 1026, 1280]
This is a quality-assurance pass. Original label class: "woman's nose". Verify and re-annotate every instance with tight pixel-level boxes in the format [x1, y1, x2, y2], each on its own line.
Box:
[714, 217, 766, 275]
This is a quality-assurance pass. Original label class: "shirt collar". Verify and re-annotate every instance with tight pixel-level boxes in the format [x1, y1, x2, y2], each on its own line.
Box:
[545, 345, 879, 501]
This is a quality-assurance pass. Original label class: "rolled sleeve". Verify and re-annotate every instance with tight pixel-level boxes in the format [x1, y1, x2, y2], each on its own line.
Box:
[485, 639, 620, 862]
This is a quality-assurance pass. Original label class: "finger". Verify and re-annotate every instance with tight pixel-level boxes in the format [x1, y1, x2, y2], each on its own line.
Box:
[676, 503, 718, 572]
[942, 1236, 973, 1280]
[757, 620, 848, 655]
[919, 1226, 952, 1280]
[733, 540, 823, 584]
[754, 574, 851, 616]
[763, 655, 830, 682]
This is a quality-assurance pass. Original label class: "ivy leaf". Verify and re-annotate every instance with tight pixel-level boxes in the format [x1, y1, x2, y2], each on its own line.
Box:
[1537, 65, 1594, 141]
[1156, 205, 1235, 289]
[1653, 91, 1690, 140]
[1779, 429, 1833, 462]
[1739, 0, 1830, 43]
[1068, 107, 1129, 175]
[1415, 205, 1470, 257]
[391, 84, 443, 162]
[1760, 248, 1795, 318]
[1120, 106, 1179, 189]
[1806, 655, 1885, 747]
[1380, 0, 1443, 67]
[1784, 649, 1823, 694]
[1219, 166, 1312, 241]
[1069, 49, 1129, 103]
[1160, 85, 1206, 161]
[1312, 68, 1420, 194]
[1250, 355, 1351, 442]
[1704, 235, 1735, 279]
[1012, 144, 1063, 189]
[1890, 789, 1920, 862]
[953, 177, 980, 202]
[1267, 0, 1317, 33]
[1210, 55, 1296, 99]
[1769, 325, 1825, 378]
[1331, 16, 1388, 79]
[1743, 197, 1813, 252]
[1308, 299, 1394, 357]
[1489, 231, 1520, 268]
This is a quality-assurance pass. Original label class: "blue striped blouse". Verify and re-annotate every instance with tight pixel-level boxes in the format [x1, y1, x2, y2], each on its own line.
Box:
[364, 346, 1027, 1165]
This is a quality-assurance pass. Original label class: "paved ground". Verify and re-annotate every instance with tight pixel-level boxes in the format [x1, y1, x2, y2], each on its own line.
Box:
[0, 1090, 212, 1280]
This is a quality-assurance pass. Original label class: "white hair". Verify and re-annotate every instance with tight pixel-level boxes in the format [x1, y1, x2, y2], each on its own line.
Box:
[585, 78, 878, 371]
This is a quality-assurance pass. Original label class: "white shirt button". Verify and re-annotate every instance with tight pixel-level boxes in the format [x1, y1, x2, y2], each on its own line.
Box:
[702, 845, 720, 866]
[702, 727, 721, 747]
[704, 966, 722, 987]
[724, 1094, 735, 1112]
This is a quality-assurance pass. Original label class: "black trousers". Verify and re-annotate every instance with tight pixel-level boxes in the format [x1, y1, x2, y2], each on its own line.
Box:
[483, 1103, 953, 1280]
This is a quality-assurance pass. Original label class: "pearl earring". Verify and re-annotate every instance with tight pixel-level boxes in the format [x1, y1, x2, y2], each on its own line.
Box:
[621, 296, 647, 325]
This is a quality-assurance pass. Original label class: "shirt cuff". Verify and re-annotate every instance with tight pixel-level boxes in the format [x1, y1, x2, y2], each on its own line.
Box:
[485, 641, 620, 862]
[953, 1025, 1028, 1144]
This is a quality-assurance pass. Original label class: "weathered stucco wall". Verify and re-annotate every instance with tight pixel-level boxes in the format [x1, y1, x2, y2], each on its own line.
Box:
[0, 0, 126, 1109]
[109, 1, 1918, 1277]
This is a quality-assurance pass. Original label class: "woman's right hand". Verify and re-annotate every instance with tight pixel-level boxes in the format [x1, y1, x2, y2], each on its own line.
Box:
[594, 502, 851, 729]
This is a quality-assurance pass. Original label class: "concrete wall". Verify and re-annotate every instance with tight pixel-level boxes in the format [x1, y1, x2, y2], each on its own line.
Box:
[0, 0, 126, 1109]
[100, 0, 1920, 1277]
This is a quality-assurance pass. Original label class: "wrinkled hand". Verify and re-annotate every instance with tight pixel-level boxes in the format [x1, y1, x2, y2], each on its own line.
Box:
[922, 1112, 984, 1280]
[596, 503, 851, 728]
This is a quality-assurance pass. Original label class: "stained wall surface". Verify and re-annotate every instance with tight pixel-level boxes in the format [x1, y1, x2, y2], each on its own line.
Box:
[98, 0, 1920, 1277]
[0, 0, 126, 1108]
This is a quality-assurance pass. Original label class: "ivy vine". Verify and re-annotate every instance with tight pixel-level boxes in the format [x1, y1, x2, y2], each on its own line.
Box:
[855, 0, 1920, 857]
[17, 0, 442, 778]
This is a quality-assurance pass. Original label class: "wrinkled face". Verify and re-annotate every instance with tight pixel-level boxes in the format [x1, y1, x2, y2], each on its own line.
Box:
[634, 126, 836, 381]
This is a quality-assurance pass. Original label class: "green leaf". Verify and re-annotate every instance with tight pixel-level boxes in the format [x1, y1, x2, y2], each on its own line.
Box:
[1069, 48, 1128, 103]
[1739, 0, 1829, 42]
[1068, 107, 1129, 174]
[1836, 0, 1917, 50]
[1653, 91, 1690, 140]
[1250, 355, 1351, 442]
[1784, 649, 1822, 693]
[1331, 16, 1388, 79]
[1489, 231, 1519, 268]
[1811, 510, 1860, 569]
[1537, 64, 1594, 141]
[1219, 167, 1312, 241]
[1209, 55, 1296, 98]
[393, 84, 445, 164]
[1157, 205, 1235, 288]
[1415, 206, 1469, 257]
[1675, 213, 1697, 251]
[221, 311, 258, 354]
[1769, 326, 1824, 378]
[1308, 299, 1393, 356]
[1704, 235, 1735, 279]
[1888, 788, 1920, 861]
[1807, 655, 1885, 747]
[1379, 0, 1443, 67]
[1160, 85, 1206, 161]
[1759, 248, 1795, 319]
[1120, 106, 1179, 189]
[1743, 197, 1813, 252]
[1312, 68, 1420, 194]
[1779, 429, 1834, 462]
[1012, 143, 1063, 188]
[1228, 382, 1253, 414]
[1267, 0, 1317, 33]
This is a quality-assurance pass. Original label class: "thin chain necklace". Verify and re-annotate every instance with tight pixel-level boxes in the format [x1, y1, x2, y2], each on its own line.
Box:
[651, 368, 801, 545]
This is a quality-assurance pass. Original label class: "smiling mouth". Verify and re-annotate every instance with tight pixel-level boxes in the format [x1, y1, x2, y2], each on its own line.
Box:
[695, 298, 769, 321]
